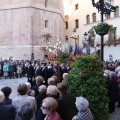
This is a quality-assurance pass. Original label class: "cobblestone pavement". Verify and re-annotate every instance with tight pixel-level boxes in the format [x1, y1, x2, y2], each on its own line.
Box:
[0, 77, 120, 120]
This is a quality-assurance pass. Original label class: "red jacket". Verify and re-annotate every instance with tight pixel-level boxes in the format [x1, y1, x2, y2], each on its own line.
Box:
[46, 112, 62, 120]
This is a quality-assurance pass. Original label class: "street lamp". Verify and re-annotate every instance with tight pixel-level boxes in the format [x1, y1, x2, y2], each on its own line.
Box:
[91, 0, 116, 62]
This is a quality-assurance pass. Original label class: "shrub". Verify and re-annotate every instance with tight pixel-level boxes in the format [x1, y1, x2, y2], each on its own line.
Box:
[65, 55, 109, 120]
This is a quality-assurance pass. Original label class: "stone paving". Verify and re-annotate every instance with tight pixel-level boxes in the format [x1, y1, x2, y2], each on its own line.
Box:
[0, 77, 120, 120]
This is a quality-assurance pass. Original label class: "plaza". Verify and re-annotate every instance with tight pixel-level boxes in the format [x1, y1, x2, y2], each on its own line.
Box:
[0, 77, 120, 120]
[0, 0, 120, 120]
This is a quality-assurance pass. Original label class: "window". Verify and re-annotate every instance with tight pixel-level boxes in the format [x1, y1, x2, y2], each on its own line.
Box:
[92, 13, 96, 22]
[45, 0, 48, 7]
[66, 21, 68, 29]
[75, 4, 79, 10]
[75, 19, 79, 28]
[114, 6, 119, 17]
[86, 15, 90, 24]
[45, 20, 48, 28]
[108, 27, 117, 41]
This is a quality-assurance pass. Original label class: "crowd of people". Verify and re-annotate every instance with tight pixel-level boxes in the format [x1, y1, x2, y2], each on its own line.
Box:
[104, 60, 120, 113]
[0, 60, 94, 120]
[1, 59, 120, 120]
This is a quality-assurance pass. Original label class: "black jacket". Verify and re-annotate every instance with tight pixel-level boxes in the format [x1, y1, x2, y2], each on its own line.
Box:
[0, 103, 15, 120]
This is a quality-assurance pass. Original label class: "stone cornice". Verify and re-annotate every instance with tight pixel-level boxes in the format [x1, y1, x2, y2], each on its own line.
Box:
[0, 4, 65, 23]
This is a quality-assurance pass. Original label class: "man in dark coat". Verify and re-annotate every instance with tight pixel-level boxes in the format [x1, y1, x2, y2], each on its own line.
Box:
[60, 63, 67, 81]
[27, 61, 34, 86]
[35, 62, 42, 78]
[41, 62, 48, 86]
[0, 91, 15, 120]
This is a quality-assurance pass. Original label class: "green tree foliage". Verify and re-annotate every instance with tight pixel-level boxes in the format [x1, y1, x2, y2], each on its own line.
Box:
[65, 55, 109, 120]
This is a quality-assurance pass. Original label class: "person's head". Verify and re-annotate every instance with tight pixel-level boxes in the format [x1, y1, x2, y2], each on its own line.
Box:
[25, 82, 31, 90]
[75, 96, 89, 112]
[46, 85, 58, 96]
[35, 62, 40, 67]
[35, 76, 44, 85]
[48, 78, 55, 85]
[17, 103, 33, 120]
[1, 86, 12, 98]
[60, 63, 64, 68]
[0, 91, 5, 103]
[41, 97, 58, 115]
[52, 76, 58, 85]
[62, 73, 69, 80]
[53, 66, 58, 72]
[57, 82, 67, 94]
[26, 90, 35, 97]
[17, 84, 27, 95]
[109, 71, 115, 78]
[38, 85, 47, 94]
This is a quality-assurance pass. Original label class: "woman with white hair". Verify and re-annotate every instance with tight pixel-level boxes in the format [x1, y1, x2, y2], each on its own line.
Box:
[72, 96, 93, 120]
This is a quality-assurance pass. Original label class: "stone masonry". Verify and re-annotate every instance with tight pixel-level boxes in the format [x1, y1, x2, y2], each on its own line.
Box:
[0, 0, 65, 60]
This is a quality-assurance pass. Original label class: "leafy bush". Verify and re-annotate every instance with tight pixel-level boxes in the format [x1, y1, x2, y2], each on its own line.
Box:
[65, 55, 109, 120]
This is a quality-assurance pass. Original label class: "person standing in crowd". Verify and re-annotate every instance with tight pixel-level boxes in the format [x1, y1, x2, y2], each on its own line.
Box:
[66, 63, 71, 73]
[0, 91, 15, 120]
[72, 96, 93, 120]
[60, 63, 67, 81]
[35, 62, 42, 78]
[8, 62, 14, 79]
[41, 62, 48, 86]
[12, 84, 37, 120]
[27, 61, 34, 86]
[1, 86, 12, 105]
[3, 62, 9, 79]
[57, 82, 75, 120]
[47, 63, 54, 78]
[106, 71, 118, 113]
[41, 97, 62, 120]
[17, 64, 22, 78]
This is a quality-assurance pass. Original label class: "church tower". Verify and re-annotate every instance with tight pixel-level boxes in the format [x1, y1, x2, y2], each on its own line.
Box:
[0, 0, 65, 60]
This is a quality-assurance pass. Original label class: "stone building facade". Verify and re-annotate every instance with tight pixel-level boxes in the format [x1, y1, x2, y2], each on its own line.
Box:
[0, 0, 65, 60]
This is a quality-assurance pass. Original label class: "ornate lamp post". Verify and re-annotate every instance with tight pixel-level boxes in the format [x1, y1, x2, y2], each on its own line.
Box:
[91, 0, 116, 62]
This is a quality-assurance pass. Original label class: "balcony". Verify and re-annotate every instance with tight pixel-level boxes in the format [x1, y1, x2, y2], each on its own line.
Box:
[96, 35, 120, 47]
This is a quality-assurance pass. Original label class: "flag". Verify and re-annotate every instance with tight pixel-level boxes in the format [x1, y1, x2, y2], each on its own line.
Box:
[74, 43, 80, 56]
[86, 44, 90, 54]
[69, 44, 72, 54]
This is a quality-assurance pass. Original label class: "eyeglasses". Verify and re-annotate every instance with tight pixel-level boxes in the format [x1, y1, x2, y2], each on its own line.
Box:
[41, 105, 47, 110]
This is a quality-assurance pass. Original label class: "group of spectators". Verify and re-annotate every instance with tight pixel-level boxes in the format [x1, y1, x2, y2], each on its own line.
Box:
[104, 60, 120, 113]
[0, 71, 93, 120]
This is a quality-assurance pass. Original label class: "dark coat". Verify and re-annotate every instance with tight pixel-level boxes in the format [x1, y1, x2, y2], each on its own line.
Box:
[59, 92, 75, 120]
[42, 67, 48, 85]
[106, 76, 118, 101]
[4, 98, 12, 105]
[35, 67, 42, 78]
[27, 65, 34, 78]
[0, 103, 15, 120]
[36, 94, 47, 111]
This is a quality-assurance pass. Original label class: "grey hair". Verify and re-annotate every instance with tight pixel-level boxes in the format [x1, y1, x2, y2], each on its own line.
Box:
[115, 68, 119, 74]
[109, 71, 115, 77]
[25, 82, 31, 90]
[117, 71, 120, 78]
[75, 96, 89, 111]
[0, 91, 5, 103]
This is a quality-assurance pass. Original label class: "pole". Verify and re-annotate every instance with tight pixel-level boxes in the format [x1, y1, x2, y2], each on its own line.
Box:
[100, 0, 104, 62]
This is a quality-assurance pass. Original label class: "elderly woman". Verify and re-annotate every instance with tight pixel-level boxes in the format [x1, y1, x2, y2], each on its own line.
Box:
[47, 78, 55, 85]
[57, 82, 75, 120]
[41, 97, 62, 120]
[25, 82, 35, 97]
[72, 96, 93, 120]
[36, 85, 47, 111]
[37, 85, 60, 120]
[32, 76, 44, 97]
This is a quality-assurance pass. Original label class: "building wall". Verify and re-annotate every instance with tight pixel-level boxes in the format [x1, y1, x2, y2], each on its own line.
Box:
[0, 0, 65, 60]
[64, 0, 120, 61]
